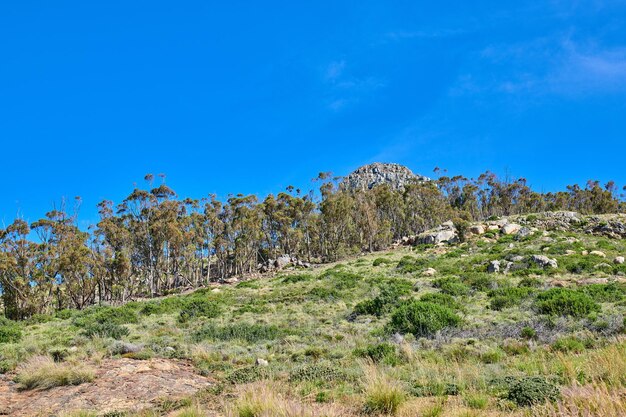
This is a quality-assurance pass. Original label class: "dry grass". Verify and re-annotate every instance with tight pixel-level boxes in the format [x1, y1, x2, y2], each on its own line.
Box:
[16, 355, 95, 390]
[533, 383, 626, 417]
[227, 383, 349, 417]
[362, 364, 406, 415]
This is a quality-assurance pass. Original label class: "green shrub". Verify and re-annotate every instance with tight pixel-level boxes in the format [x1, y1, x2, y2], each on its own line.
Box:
[178, 299, 221, 323]
[0, 317, 22, 344]
[373, 258, 393, 267]
[355, 342, 400, 365]
[535, 288, 600, 317]
[518, 277, 542, 288]
[419, 293, 461, 310]
[308, 286, 340, 301]
[281, 273, 314, 284]
[388, 301, 460, 338]
[433, 277, 469, 296]
[320, 270, 362, 289]
[226, 366, 270, 384]
[551, 336, 586, 353]
[462, 273, 497, 292]
[288, 363, 344, 382]
[81, 322, 130, 339]
[578, 283, 626, 303]
[73, 305, 139, 328]
[506, 376, 559, 406]
[396, 256, 429, 274]
[194, 323, 285, 343]
[488, 287, 535, 311]
[353, 281, 411, 317]
[410, 382, 459, 397]
[520, 327, 537, 340]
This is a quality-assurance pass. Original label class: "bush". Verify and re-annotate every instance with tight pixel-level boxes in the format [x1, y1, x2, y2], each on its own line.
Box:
[81, 322, 130, 339]
[194, 323, 285, 343]
[520, 327, 537, 340]
[353, 281, 411, 317]
[506, 376, 559, 406]
[433, 277, 469, 296]
[15, 356, 95, 390]
[578, 283, 626, 303]
[72, 305, 139, 328]
[535, 288, 600, 317]
[320, 269, 362, 289]
[551, 336, 586, 353]
[419, 293, 461, 310]
[0, 317, 22, 344]
[410, 382, 459, 397]
[226, 365, 270, 384]
[373, 258, 393, 267]
[355, 342, 400, 365]
[288, 363, 344, 382]
[488, 287, 535, 311]
[281, 273, 314, 284]
[178, 298, 221, 323]
[388, 301, 460, 338]
[396, 256, 429, 274]
[463, 273, 497, 292]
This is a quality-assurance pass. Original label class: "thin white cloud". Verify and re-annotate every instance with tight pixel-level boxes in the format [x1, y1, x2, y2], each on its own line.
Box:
[452, 36, 626, 97]
[325, 60, 346, 81]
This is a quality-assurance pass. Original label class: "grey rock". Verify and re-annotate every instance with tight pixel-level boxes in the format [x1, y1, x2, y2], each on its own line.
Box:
[502, 223, 522, 235]
[255, 358, 269, 367]
[614, 256, 625, 265]
[340, 162, 429, 192]
[487, 260, 501, 274]
[529, 255, 558, 269]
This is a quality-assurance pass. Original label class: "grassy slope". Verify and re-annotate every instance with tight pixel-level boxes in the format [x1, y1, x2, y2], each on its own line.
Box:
[1, 221, 626, 416]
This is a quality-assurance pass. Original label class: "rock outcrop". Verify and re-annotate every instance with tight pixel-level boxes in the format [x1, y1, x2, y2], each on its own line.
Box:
[340, 162, 429, 192]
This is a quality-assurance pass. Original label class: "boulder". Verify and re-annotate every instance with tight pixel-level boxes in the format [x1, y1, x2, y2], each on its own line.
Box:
[422, 268, 437, 277]
[590, 251, 606, 258]
[255, 358, 269, 367]
[487, 260, 501, 274]
[529, 255, 558, 269]
[502, 223, 522, 235]
[469, 225, 485, 235]
[614, 256, 625, 265]
[417, 229, 458, 245]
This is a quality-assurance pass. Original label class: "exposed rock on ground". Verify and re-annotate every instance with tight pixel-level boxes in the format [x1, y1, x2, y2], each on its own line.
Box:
[0, 358, 211, 416]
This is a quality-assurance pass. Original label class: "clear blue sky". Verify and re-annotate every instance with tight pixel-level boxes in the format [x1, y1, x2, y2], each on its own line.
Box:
[1, 1, 625, 226]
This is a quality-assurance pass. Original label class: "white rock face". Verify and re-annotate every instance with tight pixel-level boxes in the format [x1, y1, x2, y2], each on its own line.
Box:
[340, 162, 429, 191]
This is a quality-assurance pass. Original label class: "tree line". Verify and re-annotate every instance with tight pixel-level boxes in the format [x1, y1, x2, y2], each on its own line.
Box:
[1, 170, 624, 319]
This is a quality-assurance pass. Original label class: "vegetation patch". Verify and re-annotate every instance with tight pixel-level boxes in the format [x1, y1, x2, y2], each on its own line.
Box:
[388, 301, 460, 338]
[535, 288, 600, 317]
[194, 323, 286, 343]
[15, 356, 95, 390]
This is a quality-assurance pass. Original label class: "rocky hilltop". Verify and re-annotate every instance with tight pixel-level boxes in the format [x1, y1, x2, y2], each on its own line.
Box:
[340, 162, 429, 191]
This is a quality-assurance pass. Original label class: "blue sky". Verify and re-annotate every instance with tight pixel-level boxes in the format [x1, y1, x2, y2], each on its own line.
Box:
[1, 1, 626, 226]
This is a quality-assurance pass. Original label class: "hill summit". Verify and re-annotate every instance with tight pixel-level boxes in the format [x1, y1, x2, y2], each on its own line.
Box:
[340, 162, 429, 191]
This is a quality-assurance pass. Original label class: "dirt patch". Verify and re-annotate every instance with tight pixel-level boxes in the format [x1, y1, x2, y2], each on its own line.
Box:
[0, 358, 212, 416]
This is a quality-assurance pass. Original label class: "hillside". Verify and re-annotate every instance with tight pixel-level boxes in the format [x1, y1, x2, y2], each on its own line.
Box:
[1, 212, 625, 416]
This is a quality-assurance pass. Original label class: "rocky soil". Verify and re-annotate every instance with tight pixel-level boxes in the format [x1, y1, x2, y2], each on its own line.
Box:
[0, 358, 211, 416]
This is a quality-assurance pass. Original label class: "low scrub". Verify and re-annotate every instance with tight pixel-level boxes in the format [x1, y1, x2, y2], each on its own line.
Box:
[0, 317, 22, 344]
[15, 356, 95, 390]
[432, 277, 469, 296]
[178, 298, 221, 323]
[388, 301, 460, 338]
[505, 376, 559, 406]
[194, 323, 285, 343]
[535, 288, 600, 317]
[352, 281, 411, 317]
